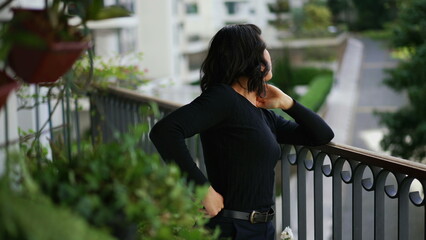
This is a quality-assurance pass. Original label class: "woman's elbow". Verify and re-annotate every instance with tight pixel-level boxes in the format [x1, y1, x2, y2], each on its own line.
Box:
[149, 122, 163, 145]
[316, 128, 334, 145]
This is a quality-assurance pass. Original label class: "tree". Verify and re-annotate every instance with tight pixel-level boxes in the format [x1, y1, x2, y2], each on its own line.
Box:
[302, 3, 332, 31]
[327, 0, 346, 24]
[267, 0, 291, 30]
[351, 0, 396, 30]
[377, 0, 426, 161]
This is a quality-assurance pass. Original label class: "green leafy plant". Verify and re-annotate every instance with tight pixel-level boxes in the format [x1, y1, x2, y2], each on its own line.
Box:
[291, 67, 333, 85]
[297, 74, 333, 112]
[268, 0, 290, 13]
[271, 57, 333, 95]
[22, 124, 217, 240]
[0, 152, 115, 240]
[0, 0, 132, 83]
[72, 53, 149, 90]
[299, 3, 334, 38]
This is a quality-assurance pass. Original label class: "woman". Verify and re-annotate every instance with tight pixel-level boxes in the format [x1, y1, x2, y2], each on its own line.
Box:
[149, 24, 334, 239]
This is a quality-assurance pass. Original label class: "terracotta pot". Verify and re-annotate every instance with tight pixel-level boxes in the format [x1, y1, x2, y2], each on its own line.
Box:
[0, 71, 19, 110]
[8, 41, 89, 83]
[7, 8, 90, 84]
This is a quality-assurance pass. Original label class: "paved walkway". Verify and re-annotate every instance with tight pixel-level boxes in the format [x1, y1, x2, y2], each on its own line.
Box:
[324, 38, 364, 144]
[350, 38, 406, 152]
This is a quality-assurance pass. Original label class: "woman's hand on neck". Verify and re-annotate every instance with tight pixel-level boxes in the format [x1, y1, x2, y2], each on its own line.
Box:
[231, 78, 294, 110]
[256, 84, 294, 110]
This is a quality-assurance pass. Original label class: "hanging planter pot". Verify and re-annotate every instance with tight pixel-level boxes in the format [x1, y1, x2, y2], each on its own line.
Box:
[0, 71, 19, 110]
[8, 39, 90, 84]
[6, 8, 90, 84]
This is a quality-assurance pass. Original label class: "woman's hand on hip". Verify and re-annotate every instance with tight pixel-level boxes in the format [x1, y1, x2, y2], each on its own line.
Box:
[256, 84, 294, 110]
[202, 186, 224, 217]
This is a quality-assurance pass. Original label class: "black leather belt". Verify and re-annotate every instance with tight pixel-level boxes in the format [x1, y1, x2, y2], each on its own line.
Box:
[220, 208, 275, 224]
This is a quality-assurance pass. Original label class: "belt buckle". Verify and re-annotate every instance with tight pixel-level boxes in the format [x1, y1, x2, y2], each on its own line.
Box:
[249, 210, 259, 224]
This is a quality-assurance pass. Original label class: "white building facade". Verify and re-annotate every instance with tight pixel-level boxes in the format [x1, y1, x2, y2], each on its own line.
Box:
[137, 0, 295, 85]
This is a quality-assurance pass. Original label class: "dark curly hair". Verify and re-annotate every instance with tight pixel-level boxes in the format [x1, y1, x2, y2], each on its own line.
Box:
[200, 24, 270, 96]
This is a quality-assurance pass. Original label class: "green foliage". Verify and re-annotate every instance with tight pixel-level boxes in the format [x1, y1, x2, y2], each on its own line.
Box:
[268, 18, 291, 30]
[390, 46, 414, 60]
[302, 3, 332, 32]
[384, 45, 426, 91]
[377, 0, 426, 161]
[271, 62, 333, 118]
[327, 0, 346, 24]
[360, 29, 393, 41]
[23, 124, 216, 239]
[271, 51, 294, 96]
[291, 7, 305, 35]
[290, 3, 335, 38]
[72, 53, 149, 90]
[268, 0, 290, 13]
[377, 106, 426, 161]
[0, 0, 130, 62]
[93, 5, 132, 20]
[391, 0, 426, 48]
[292, 67, 333, 85]
[268, 0, 291, 30]
[300, 46, 338, 62]
[297, 74, 333, 112]
[0, 153, 115, 240]
[351, 0, 397, 30]
[271, 56, 333, 94]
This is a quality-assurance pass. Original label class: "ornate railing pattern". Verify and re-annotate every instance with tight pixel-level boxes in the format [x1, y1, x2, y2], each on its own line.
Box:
[90, 86, 426, 240]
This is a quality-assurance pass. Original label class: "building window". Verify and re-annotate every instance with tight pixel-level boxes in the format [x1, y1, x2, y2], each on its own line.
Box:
[225, 2, 238, 15]
[186, 3, 198, 14]
[188, 35, 201, 42]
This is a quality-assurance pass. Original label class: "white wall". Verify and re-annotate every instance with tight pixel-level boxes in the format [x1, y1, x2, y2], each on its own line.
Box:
[137, 0, 175, 82]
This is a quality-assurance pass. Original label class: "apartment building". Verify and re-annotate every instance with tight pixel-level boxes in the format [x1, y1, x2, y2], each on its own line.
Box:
[138, 0, 300, 85]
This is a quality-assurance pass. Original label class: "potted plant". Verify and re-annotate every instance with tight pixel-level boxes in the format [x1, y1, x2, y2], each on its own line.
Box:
[0, 0, 107, 84]
[0, 151, 116, 240]
[21, 125, 219, 240]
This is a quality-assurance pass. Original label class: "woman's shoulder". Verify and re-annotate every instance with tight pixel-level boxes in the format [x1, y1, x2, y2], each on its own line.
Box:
[203, 83, 235, 95]
[189, 83, 239, 113]
[200, 83, 238, 102]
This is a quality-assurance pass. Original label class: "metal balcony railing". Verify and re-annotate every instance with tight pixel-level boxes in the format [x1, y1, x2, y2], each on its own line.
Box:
[90, 86, 426, 240]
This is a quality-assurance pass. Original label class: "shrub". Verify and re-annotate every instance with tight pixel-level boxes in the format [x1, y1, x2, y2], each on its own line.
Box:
[297, 74, 333, 112]
[271, 63, 332, 87]
[0, 153, 115, 240]
[21, 125, 217, 240]
[302, 3, 332, 32]
[271, 52, 294, 95]
[292, 67, 333, 85]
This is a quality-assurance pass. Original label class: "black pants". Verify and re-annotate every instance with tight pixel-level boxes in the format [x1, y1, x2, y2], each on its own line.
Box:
[206, 215, 275, 240]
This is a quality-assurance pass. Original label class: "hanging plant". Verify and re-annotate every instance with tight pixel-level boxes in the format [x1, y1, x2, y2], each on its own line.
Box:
[3, 0, 100, 84]
[6, 8, 90, 84]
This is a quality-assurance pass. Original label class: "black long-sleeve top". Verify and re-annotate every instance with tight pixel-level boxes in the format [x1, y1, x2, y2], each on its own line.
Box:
[149, 83, 334, 211]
